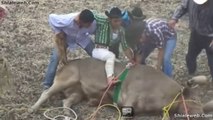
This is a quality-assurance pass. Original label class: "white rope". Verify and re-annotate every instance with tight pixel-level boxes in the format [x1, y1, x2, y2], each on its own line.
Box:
[43, 107, 78, 120]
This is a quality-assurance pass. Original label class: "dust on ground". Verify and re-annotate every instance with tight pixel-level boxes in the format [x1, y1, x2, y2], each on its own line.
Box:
[0, 0, 212, 120]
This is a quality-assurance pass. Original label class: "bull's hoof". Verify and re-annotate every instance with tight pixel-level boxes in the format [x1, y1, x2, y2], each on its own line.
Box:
[88, 99, 98, 106]
[28, 107, 37, 113]
[188, 76, 209, 87]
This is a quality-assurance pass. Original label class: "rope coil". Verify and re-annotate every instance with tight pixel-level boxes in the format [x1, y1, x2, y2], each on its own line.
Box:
[43, 107, 78, 120]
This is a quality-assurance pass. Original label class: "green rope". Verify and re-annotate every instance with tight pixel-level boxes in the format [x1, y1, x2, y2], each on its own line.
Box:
[113, 68, 129, 104]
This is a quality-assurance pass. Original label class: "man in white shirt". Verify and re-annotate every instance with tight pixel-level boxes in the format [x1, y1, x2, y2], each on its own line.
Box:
[43, 9, 96, 89]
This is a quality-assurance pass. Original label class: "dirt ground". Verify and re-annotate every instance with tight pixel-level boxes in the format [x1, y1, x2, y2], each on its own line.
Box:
[0, 0, 213, 120]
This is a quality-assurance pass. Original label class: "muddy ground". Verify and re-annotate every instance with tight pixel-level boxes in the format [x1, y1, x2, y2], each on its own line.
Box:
[0, 0, 213, 120]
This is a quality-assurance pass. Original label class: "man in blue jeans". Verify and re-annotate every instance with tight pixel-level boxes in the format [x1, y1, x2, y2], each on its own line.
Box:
[169, 0, 213, 80]
[135, 18, 177, 77]
[43, 9, 96, 90]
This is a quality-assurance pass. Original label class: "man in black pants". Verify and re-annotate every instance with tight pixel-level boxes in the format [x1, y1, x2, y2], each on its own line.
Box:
[169, 0, 213, 80]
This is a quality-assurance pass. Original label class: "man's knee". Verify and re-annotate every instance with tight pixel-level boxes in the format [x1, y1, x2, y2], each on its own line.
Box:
[107, 52, 116, 60]
[84, 41, 95, 56]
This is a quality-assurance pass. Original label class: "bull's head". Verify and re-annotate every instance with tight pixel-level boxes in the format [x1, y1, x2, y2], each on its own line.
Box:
[175, 76, 211, 120]
[175, 88, 205, 120]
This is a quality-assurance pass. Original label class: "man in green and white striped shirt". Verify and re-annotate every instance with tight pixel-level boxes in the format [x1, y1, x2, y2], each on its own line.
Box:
[92, 7, 134, 85]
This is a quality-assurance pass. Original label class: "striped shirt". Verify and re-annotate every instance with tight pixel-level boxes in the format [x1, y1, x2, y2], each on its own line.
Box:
[144, 18, 176, 48]
[94, 13, 129, 50]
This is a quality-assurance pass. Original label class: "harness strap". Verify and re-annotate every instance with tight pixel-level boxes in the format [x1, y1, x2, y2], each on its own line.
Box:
[113, 68, 129, 104]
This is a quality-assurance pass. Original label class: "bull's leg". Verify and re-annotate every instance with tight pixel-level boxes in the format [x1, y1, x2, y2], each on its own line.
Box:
[63, 92, 84, 115]
[30, 79, 79, 112]
[88, 98, 99, 106]
[29, 81, 67, 112]
[29, 66, 80, 113]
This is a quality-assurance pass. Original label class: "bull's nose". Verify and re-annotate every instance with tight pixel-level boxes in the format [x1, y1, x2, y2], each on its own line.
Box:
[187, 76, 209, 87]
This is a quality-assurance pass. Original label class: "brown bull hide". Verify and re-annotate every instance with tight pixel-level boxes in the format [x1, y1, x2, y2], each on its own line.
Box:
[203, 100, 213, 113]
[30, 58, 204, 119]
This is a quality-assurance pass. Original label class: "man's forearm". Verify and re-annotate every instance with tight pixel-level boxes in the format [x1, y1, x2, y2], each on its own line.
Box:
[55, 32, 67, 64]
[124, 48, 134, 62]
[171, 0, 188, 21]
[157, 48, 164, 69]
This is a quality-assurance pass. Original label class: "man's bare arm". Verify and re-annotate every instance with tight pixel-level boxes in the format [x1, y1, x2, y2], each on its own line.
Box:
[124, 48, 135, 63]
[156, 48, 164, 70]
[54, 32, 68, 65]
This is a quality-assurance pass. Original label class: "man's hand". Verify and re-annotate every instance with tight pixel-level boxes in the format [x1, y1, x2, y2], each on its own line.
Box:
[125, 58, 136, 69]
[61, 56, 68, 65]
[151, 64, 162, 71]
[168, 19, 177, 29]
[126, 61, 135, 69]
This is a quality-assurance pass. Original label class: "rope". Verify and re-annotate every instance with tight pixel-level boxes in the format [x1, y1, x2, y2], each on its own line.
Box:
[87, 68, 127, 120]
[43, 107, 77, 120]
[162, 90, 201, 120]
[162, 92, 181, 120]
[113, 68, 129, 103]
[87, 80, 118, 120]
[181, 94, 190, 120]
[87, 104, 121, 120]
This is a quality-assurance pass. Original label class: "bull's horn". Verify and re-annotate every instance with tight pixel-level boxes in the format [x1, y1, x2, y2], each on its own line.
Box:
[187, 76, 209, 85]
[203, 100, 213, 113]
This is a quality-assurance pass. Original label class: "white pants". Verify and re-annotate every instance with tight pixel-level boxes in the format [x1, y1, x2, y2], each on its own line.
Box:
[92, 48, 115, 78]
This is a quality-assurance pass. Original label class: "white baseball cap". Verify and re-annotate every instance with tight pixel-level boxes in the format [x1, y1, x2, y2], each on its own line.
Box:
[193, 0, 208, 5]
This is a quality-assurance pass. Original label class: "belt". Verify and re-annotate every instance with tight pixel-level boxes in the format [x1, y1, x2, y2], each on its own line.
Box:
[95, 44, 108, 49]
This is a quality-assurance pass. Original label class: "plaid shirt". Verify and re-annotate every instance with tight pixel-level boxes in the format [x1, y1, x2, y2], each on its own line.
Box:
[94, 12, 129, 50]
[144, 18, 176, 48]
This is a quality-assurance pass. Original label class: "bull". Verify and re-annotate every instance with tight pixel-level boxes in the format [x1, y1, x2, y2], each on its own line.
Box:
[30, 8, 213, 120]
[30, 58, 209, 120]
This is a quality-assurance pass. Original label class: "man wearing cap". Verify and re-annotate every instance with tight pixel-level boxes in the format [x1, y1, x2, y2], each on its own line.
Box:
[125, 7, 177, 77]
[139, 18, 177, 77]
[92, 7, 134, 85]
[169, 0, 213, 80]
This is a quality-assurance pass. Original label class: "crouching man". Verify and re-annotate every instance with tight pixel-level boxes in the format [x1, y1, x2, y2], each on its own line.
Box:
[92, 7, 134, 85]
[43, 9, 96, 90]
[136, 18, 177, 78]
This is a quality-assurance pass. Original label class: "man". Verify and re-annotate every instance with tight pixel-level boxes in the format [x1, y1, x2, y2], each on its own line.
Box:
[169, 0, 213, 80]
[92, 7, 134, 85]
[135, 18, 177, 78]
[43, 9, 96, 89]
